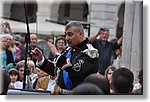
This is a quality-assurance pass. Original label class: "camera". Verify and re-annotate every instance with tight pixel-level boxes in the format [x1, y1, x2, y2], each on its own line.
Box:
[3, 22, 8, 27]
[3, 22, 7, 25]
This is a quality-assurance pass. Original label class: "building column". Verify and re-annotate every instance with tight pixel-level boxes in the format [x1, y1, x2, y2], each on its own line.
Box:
[121, 1, 142, 83]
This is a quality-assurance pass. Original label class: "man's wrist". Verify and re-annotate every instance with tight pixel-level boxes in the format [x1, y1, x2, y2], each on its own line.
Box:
[37, 56, 43, 62]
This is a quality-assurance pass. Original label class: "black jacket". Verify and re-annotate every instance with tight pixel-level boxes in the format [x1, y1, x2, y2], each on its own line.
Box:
[38, 38, 99, 89]
[6, 48, 14, 66]
[92, 40, 120, 74]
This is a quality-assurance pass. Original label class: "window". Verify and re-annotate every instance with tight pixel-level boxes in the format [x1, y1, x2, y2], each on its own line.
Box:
[64, 3, 70, 17]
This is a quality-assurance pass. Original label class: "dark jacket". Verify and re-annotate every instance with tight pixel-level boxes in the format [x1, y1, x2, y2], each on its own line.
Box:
[92, 39, 120, 74]
[3, 49, 15, 72]
[6, 48, 14, 66]
[38, 38, 99, 89]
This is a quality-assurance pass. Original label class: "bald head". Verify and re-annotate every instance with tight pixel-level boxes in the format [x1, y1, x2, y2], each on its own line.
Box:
[30, 34, 38, 47]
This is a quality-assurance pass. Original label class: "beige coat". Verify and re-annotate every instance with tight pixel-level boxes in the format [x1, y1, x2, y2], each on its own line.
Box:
[35, 76, 60, 95]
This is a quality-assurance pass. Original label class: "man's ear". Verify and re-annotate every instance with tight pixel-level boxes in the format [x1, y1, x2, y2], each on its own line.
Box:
[80, 32, 83, 36]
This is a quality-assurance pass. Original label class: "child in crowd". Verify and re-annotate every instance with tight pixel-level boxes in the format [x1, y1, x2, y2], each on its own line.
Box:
[112, 47, 122, 69]
[8, 68, 23, 89]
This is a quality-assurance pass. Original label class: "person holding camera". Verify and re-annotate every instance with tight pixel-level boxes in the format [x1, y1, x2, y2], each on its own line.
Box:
[90, 27, 123, 75]
[1, 21, 12, 35]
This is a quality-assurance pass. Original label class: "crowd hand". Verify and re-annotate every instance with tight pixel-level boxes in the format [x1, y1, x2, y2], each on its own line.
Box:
[97, 27, 102, 35]
[89, 28, 101, 43]
[31, 48, 43, 61]
[48, 42, 58, 55]
[5, 22, 10, 28]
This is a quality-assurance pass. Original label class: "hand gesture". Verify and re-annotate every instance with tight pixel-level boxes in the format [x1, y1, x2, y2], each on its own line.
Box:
[31, 48, 43, 61]
[5, 22, 10, 28]
[48, 42, 59, 55]
[97, 27, 104, 35]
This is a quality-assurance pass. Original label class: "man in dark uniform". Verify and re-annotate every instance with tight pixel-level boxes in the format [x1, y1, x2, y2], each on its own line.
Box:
[90, 27, 123, 75]
[31, 21, 99, 94]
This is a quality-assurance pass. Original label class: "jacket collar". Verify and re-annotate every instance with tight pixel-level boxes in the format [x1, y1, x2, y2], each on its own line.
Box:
[99, 39, 109, 48]
[73, 38, 89, 50]
[99, 39, 109, 44]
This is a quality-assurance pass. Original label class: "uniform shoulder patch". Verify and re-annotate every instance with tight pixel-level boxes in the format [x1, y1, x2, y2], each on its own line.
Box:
[82, 44, 99, 58]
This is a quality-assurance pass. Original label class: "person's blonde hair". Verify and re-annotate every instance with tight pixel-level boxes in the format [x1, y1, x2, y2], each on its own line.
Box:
[27, 60, 35, 73]
[15, 60, 25, 70]
[0, 35, 7, 41]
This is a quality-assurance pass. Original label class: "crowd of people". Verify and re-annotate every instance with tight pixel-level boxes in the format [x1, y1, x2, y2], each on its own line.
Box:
[0, 21, 143, 95]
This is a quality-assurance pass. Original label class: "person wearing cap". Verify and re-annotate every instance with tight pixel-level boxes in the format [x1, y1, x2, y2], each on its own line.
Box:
[90, 27, 123, 75]
[15, 36, 25, 63]
[8, 68, 23, 89]
[15, 34, 22, 63]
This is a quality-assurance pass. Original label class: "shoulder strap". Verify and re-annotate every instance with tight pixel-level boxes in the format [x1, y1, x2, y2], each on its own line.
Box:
[63, 70, 73, 90]
[63, 50, 73, 90]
